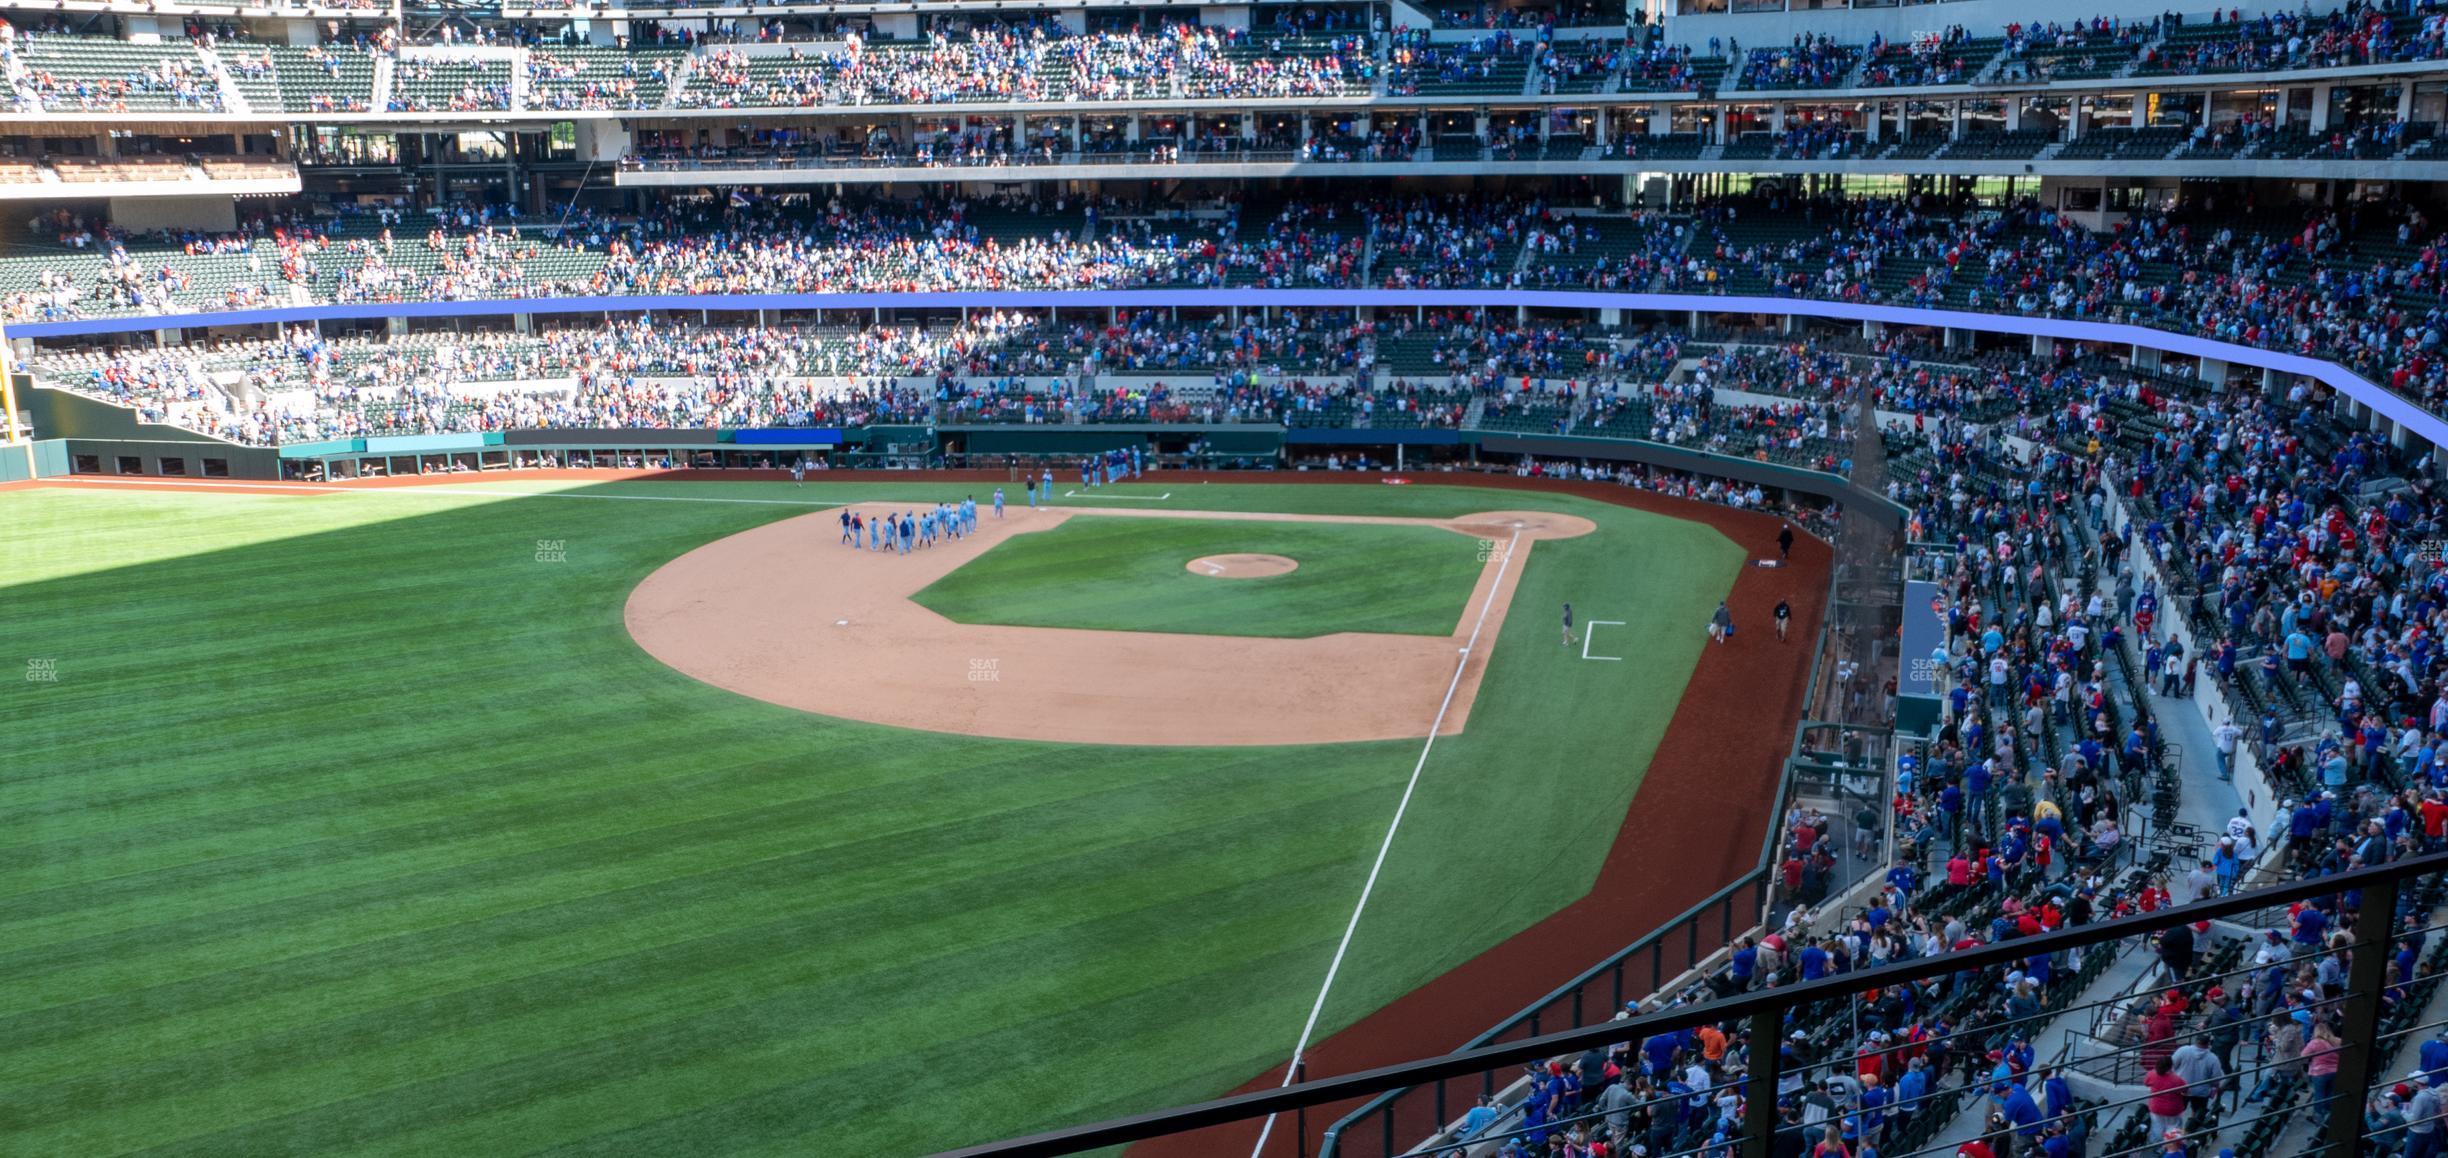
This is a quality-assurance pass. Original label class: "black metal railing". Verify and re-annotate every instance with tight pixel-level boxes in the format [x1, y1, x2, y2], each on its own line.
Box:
[1297, 563, 1857, 1157]
[941, 851, 2448, 1158]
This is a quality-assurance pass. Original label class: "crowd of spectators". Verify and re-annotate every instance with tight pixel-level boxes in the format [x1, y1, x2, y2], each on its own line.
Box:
[33, 189, 2448, 451]
[11, 0, 2448, 132]
[1734, 33, 1853, 89]
[1617, 40, 1706, 91]
[1433, 0, 1624, 31]
[1386, 28, 1527, 95]
[673, 25, 1370, 110]
[388, 58, 510, 112]
[4, 38, 223, 113]
[523, 50, 674, 111]
[2142, 2, 2448, 75]
[1413, 332, 2448, 1158]
[1861, 27, 1985, 87]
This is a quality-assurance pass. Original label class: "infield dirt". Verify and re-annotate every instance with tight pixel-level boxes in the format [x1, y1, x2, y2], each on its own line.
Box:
[623, 506, 1594, 747]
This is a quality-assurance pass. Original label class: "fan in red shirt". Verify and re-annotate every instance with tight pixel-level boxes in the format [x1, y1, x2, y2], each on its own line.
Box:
[2420, 791, 2448, 845]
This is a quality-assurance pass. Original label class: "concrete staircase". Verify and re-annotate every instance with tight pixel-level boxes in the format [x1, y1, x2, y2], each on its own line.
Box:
[508, 48, 532, 111]
[199, 48, 250, 114]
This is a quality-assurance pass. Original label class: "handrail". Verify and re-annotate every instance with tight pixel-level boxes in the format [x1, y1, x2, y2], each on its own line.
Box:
[940, 850, 2448, 1158]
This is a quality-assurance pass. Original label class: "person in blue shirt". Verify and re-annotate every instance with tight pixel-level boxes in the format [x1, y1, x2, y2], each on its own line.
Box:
[1860, 1074, 1893, 1135]
[2293, 905, 2330, 951]
[2420, 1031, 2448, 1087]
[1518, 1076, 1552, 1147]
[1457, 1096, 1499, 1138]
[1800, 940, 1832, 981]
[1894, 1058, 1932, 1128]
[1730, 936, 1759, 991]
[2122, 726, 2152, 775]
[2002, 1078, 2045, 1144]
[2004, 1035, 2036, 1075]
[2291, 800, 2323, 846]
[2285, 628, 2316, 683]
[2076, 736, 2105, 773]
[1641, 1031, 1679, 1077]
[2041, 1066, 2074, 1119]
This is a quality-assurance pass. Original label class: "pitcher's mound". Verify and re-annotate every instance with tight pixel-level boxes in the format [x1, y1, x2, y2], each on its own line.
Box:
[1188, 553, 1298, 579]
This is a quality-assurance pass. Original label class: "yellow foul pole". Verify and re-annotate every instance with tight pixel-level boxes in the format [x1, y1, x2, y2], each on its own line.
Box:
[0, 322, 32, 479]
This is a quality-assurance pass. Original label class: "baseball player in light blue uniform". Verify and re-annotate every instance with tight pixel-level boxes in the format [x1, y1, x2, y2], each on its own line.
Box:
[993, 488, 1005, 517]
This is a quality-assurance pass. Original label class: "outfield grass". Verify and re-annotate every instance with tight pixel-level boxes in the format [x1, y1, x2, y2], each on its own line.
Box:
[912, 514, 1487, 638]
[0, 479, 1743, 1156]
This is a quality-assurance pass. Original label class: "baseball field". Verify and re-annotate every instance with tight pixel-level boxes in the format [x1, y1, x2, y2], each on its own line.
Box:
[0, 472, 1821, 1156]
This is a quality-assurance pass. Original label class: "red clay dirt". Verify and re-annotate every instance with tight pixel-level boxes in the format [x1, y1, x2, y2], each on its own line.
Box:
[31, 467, 1828, 1156]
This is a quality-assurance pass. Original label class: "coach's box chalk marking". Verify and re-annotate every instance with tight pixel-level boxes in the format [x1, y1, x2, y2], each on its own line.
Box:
[1582, 620, 1626, 661]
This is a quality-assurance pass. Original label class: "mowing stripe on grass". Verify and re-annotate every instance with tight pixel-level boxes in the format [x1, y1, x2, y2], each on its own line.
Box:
[1249, 525, 1523, 1158]
[0, 482, 1735, 1154]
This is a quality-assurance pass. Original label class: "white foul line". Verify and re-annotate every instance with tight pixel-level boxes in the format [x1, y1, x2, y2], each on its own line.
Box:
[1248, 527, 1523, 1158]
[1062, 489, 1171, 500]
[1582, 620, 1626, 661]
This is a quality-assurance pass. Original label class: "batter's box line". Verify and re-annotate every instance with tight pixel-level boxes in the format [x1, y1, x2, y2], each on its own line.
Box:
[1582, 620, 1626, 661]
